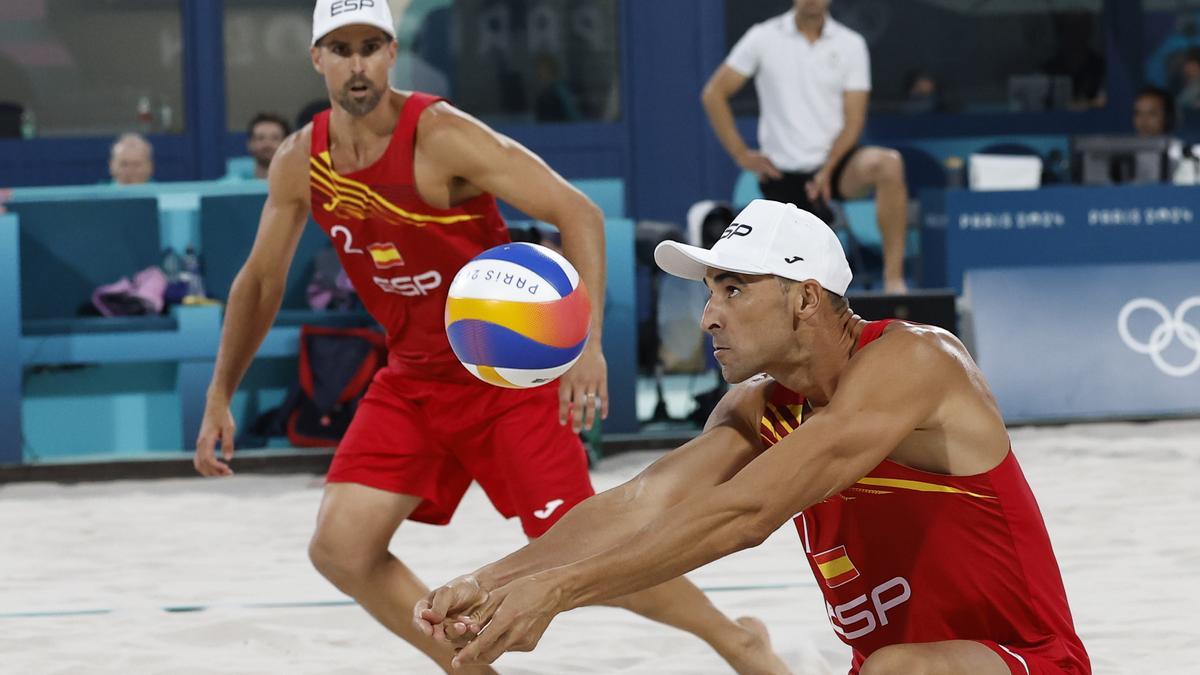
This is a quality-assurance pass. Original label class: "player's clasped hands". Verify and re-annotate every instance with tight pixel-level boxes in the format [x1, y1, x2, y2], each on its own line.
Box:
[414, 574, 566, 668]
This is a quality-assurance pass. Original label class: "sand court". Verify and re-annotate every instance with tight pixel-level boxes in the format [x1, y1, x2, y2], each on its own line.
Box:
[3, 419, 1199, 674]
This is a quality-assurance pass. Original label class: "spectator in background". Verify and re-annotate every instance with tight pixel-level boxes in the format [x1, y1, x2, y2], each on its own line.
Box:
[109, 133, 154, 185]
[1174, 49, 1200, 122]
[1044, 12, 1106, 110]
[900, 69, 943, 114]
[702, 0, 910, 293]
[533, 53, 581, 122]
[1133, 86, 1175, 137]
[246, 112, 291, 179]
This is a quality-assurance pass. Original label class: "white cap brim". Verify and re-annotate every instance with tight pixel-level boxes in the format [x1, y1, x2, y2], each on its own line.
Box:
[654, 241, 770, 280]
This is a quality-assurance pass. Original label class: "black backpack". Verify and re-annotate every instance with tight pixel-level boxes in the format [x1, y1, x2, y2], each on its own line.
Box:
[238, 325, 386, 448]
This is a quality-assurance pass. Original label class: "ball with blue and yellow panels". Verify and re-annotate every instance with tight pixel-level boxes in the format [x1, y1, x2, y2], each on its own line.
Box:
[445, 243, 591, 388]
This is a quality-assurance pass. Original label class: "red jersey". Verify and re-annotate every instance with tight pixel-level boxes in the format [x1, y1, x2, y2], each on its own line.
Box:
[759, 320, 1089, 674]
[308, 93, 511, 380]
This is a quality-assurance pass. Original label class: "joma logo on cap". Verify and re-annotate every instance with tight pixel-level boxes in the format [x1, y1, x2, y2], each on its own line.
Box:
[719, 223, 753, 240]
[331, 0, 375, 16]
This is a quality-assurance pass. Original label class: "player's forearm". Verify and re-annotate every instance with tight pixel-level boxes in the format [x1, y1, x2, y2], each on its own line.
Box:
[702, 90, 749, 162]
[206, 270, 285, 403]
[475, 481, 660, 590]
[554, 486, 766, 610]
[557, 204, 606, 339]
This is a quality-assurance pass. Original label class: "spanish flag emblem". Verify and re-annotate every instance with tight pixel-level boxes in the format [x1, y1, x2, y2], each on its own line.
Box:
[367, 242, 405, 269]
[813, 545, 859, 588]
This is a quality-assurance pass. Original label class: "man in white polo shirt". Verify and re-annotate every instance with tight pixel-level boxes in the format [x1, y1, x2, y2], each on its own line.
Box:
[702, 0, 910, 293]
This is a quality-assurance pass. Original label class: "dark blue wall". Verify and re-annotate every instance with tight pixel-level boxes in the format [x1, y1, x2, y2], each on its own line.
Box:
[0, 0, 1163, 226]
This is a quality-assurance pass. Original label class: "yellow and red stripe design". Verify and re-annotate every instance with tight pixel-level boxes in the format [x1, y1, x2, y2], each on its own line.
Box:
[759, 401, 803, 447]
[310, 151, 483, 228]
[853, 477, 995, 500]
[812, 545, 859, 588]
[367, 242, 405, 269]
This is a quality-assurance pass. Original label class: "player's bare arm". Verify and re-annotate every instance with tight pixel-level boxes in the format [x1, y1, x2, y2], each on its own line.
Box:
[413, 378, 768, 637]
[193, 129, 313, 477]
[449, 330, 965, 666]
[414, 103, 610, 430]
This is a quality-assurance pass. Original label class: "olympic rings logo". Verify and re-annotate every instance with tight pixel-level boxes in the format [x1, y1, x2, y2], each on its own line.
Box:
[1117, 297, 1200, 377]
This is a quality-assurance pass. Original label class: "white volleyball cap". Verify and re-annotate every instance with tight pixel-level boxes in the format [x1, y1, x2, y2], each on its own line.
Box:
[312, 0, 396, 47]
[654, 199, 853, 295]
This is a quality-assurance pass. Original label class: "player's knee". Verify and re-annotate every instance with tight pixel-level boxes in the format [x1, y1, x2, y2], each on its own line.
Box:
[860, 644, 931, 675]
[307, 531, 380, 591]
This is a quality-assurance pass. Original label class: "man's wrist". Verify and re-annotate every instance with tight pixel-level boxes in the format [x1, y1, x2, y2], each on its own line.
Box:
[549, 566, 588, 612]
[474, 567, 501, 591]
[205, 387, 231, 407]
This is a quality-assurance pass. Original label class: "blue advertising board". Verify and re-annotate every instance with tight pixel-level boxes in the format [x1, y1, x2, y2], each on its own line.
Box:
[935, 184, 1200, 292]
[966, 261, 1200, 423]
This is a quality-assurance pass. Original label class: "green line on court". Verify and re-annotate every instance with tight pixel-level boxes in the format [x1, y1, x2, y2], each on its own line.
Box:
[0, 582, 811, 620]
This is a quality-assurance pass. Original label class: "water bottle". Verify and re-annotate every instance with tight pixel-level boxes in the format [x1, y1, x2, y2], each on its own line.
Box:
[136, 95, 154, 133]
[161, 248, 182, 282]
[19, 109, 36, 139]
[944, 156, 965, 189]
[181, 246, 206, 298]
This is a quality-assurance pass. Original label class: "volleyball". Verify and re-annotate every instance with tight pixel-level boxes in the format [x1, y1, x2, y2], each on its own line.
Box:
[445, 243, 591, 388]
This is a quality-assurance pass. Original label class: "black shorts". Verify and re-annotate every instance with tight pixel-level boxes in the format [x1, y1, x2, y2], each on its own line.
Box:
[758, 145, 862, 226]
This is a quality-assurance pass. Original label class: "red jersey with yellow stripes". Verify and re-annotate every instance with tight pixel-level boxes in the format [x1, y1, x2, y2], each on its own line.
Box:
[761, 320, 1089, 674]
[308, 93, 511, 380]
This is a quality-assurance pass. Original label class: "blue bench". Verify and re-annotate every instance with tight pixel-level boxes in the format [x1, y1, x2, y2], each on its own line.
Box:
[0, 199, 223, 464]
[0, 177, 638, 464]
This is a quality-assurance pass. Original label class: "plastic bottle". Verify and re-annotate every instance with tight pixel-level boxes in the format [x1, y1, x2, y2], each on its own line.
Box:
[161, 248, 182, 282]
[181, 246, 206, 298]
[136, 95, 154, 133]
[19, 109, 36, 139]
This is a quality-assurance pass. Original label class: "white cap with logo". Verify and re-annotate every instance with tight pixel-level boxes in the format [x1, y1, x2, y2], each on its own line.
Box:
[312, 0, 396, 47]
[654, 199, 853, 295]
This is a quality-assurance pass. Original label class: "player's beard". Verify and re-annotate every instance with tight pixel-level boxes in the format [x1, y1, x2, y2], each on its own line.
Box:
[337, 75, 385, 117]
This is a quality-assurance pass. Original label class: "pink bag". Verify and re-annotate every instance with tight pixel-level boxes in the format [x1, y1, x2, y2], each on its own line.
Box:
[92, 266, 168, 317]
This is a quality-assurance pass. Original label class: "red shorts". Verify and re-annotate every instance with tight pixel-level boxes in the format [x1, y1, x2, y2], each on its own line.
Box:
[325, 366, 595, 537]
[851, 637, 1088, 675]
[978, 639, 1089, 675]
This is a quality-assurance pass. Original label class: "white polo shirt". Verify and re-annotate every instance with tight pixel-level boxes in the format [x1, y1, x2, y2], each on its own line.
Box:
[726, 12, 871, 172]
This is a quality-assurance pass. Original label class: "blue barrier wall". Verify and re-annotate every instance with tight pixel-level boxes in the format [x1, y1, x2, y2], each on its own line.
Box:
[967, 262, 1200, 423]
[931, 184, 1200, 292]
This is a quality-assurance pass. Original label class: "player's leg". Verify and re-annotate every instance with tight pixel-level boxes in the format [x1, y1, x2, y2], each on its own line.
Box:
[309, 484, 496, 674]
[836, 146, 909, 293]
[308, 373, 496, 674]
[598, 577, 790, 674]
[471, 384, 790, 674]
[859, 640, 1014, 675]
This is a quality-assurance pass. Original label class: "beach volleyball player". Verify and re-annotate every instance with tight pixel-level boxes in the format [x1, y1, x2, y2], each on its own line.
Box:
[193, 2, 788, 673]
[419, 201, 1090, 674]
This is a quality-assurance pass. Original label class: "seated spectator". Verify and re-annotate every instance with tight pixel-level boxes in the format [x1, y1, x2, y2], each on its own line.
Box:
[533, 53, 581, 122]
[246, 112, 291, 179]
[900, 69, 943, 114]
[1133, 86, 1175, 137]
[109, 133, 154, 185]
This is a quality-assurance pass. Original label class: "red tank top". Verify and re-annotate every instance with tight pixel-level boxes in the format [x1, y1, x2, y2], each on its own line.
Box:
[308, 93, 511, 380]
[760, 320, 1089, 673]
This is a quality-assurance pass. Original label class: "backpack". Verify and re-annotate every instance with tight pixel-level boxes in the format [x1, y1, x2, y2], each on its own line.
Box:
[284, 325, 386, 447]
